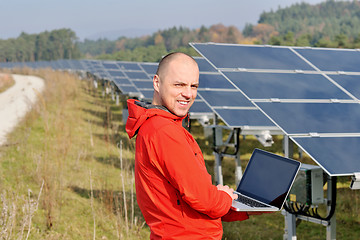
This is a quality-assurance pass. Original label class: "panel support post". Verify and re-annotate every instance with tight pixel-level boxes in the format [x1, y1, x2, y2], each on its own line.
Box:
[283, 135, 297, 240]
[214, 152, 223, 185]
[213, 122, 223, 185]
[116, 93, 120, 106]
[327, 176, 336, 240]
[234, 129, 242, 185]
[283, 210, 297, 240]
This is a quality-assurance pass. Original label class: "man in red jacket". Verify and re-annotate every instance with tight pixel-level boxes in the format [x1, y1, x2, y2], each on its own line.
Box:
[126, 52, 248, 239]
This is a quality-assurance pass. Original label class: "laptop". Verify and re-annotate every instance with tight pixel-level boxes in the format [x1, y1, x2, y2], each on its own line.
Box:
[232, 148, 301, 212]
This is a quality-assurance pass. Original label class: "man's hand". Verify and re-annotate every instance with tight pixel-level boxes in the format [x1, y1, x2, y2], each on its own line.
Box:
[217, 184, 238, 200]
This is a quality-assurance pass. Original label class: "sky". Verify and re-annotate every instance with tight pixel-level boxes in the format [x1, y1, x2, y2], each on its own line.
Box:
[0, 0, 324, 41]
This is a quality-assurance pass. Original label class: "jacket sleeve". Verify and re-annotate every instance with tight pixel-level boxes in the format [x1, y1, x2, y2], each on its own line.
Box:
[148, 123, 233, 219]
[221, 209, 249, 222]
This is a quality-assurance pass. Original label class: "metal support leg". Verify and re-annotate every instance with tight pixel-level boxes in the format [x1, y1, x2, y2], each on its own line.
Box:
[214, 152, 223, 185]
[234, 153, 242, 185]
[283, 210, 297, 240]
[327, 177, 336, 240]
[283, 135, 296, 240]
[283, 135, 293, 159]
[116, 93, 119, 105]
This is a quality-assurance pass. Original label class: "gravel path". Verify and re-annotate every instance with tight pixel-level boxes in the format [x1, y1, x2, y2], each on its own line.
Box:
[0, 74, 45, 146]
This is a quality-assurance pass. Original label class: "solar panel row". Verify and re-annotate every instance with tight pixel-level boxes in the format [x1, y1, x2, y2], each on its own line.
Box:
[191, 42, 360, 176]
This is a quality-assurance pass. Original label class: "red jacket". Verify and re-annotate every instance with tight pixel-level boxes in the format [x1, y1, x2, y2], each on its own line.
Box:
[126, 99, 248, 239]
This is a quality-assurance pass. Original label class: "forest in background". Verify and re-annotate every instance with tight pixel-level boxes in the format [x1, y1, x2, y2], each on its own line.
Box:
[0, 29, 81, 62]
[2, 0, 360, 63]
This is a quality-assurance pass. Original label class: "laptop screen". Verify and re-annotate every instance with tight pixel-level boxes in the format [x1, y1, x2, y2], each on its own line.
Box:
[237, 149, 300, 209]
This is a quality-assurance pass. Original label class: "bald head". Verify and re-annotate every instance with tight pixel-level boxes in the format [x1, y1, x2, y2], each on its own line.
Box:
[156, 52, 198, 78]
[152, 52, 199, 117]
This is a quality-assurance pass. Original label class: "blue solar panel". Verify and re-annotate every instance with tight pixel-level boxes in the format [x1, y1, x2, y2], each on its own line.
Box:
[191, 43, 314, 70]
[195, 57, 218, 72]
[256, 102, 360, 135]
[214, 109, 275, 128]
[117, 62, 141, 71]
[190, 101, 212, 113]
[140, 63, 158, 75]
[198, 90, 253, 107]
[108, 70, 125, 77]
[117, 86, 139, 94]
[103, 62, 119, 69]
[329, 75, 360, 100]
[223, 72, 352, 100]
[295, 48, 360, 72]
[192, 42, 360, 176]
[132, 80, 153, 89]
[125, 71, 150, 79]
[292, 137, 360, 176]
[199, 73, 235, 89]
[140, 90, 154, 100]
[113, 78, 132, 85]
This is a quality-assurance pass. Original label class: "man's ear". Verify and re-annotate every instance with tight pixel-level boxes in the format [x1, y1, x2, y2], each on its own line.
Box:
[153, 74, 160, 92]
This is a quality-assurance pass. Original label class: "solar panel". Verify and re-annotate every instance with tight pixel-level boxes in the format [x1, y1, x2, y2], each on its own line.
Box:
[198, 73, 235, 89]
[198, 90, 253, 107]
[192, 43, 314, 70]
[103, 62, 119, 69]
[256, 102, 360, 135]
[329, 74, 360, 100]
[223, 71, 352, 100]
[194, 57, 218, 72]
[189, 101, 213, 113]
[124, 71, 150, 80]
[131, 80, 153, 89]
[191, 42, 360, 176]
[113, 78, 132, 85]
[139, 63, 158, 75]
[139, 90, 154, 100]
[294, 48, 360, 72]
[214, 108, 275, 128]
[108, 70, 125, 77]
[117, 62, 141, 71]
[292, 137, 360, 176]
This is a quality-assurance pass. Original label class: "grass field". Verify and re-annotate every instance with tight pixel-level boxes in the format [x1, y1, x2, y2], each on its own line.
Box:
[0, 69, 359, 239]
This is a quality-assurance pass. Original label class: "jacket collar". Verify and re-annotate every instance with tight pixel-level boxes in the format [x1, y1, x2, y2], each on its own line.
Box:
[126, 99, 187, 139]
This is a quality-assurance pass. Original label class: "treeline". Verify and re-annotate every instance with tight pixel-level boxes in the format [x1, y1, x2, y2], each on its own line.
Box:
[244, 0, 360, 47]
[0, 28, 81, 62]
[80, 1, 360, 61]
[78, 24, 245, 62]
[3, 1, 360, 63]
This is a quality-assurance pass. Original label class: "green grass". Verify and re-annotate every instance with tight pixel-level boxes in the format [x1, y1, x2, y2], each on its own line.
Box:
[0, 69, 359, 239]
[0, 69, 148, 239]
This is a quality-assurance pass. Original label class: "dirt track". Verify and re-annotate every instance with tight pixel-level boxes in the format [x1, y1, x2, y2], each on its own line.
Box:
[0, 74, 44, 145]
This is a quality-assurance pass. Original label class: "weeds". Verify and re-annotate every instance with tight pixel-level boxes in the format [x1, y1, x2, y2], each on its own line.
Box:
[0, 69, 148, 239]
[0, 181, 44, 240]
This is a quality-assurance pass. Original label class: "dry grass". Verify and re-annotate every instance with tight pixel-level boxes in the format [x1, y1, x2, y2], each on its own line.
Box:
[0, 73, 15, 93]
[0, 68, 148, 239]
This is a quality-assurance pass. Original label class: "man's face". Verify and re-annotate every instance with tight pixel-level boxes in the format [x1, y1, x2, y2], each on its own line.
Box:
[154, 59, 199, 117]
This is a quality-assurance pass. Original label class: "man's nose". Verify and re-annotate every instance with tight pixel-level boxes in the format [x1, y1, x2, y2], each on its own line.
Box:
[181, 86, 192, 98]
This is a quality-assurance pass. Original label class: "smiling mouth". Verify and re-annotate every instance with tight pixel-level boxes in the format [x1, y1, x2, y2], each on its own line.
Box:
[178, 100, 189, 106]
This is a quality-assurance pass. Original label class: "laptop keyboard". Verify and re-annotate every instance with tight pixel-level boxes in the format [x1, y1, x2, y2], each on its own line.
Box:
[235, 194, 269, 208]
